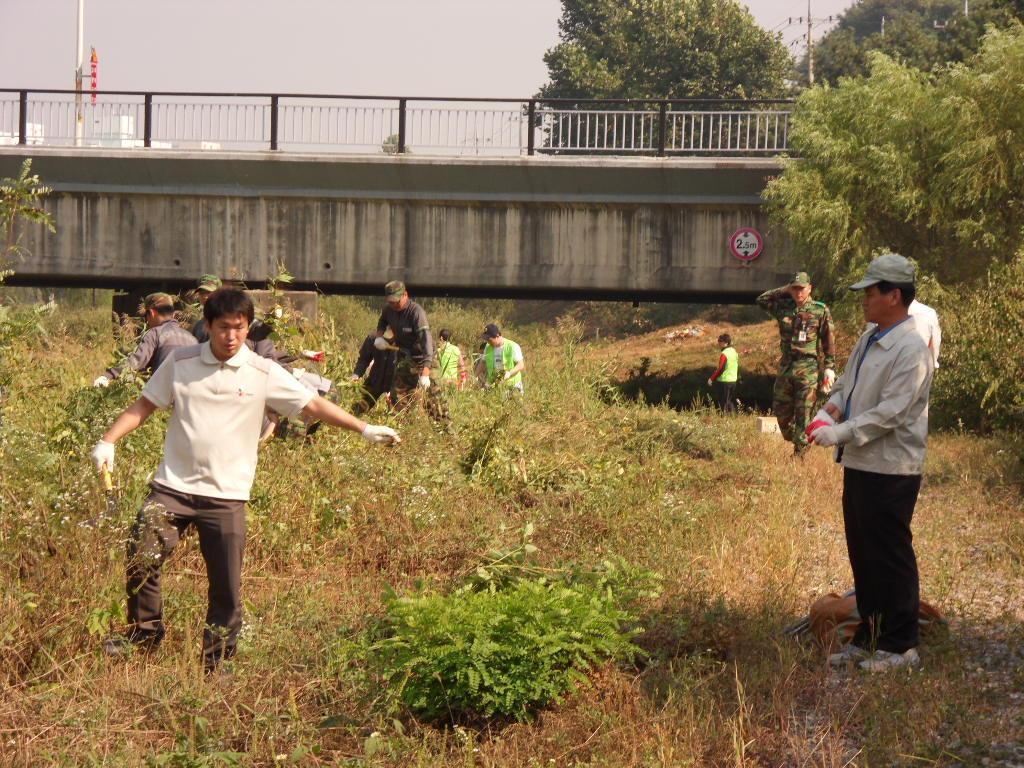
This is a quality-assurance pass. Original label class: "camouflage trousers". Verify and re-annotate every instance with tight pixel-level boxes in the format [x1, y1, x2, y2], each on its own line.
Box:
[392, 357, 450, 423]
[773, 359, 821, 454]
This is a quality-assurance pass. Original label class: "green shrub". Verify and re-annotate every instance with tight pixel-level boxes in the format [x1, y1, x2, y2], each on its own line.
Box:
[931, 251, 1024, 433]
[345, 531, 658, 723]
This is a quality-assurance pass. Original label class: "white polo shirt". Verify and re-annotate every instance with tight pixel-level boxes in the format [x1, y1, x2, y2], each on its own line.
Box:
[908, 300, 941, 368]
[141, 342, 314, 500]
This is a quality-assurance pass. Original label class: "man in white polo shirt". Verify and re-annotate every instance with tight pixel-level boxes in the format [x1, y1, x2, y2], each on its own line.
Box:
[806, 253, 934, 672]
[90, 288, 399, 672]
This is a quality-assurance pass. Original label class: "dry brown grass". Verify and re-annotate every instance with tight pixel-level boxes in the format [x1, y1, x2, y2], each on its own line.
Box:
[1, 301, 1022, 766]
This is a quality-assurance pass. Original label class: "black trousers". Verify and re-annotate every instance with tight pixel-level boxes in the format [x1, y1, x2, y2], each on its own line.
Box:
[716, 381, 737, 414]
[127, 483, 246, 668]
[842, 467, 922, 653]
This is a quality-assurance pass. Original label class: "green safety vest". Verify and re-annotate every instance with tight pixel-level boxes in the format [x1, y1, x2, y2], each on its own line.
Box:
[484, 339, 523, 389]
[437, 342, 461, 382]
[721, 346, 739, 383]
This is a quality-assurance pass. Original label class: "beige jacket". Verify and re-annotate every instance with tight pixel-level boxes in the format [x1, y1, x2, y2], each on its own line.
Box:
[827, 318, 934, 476]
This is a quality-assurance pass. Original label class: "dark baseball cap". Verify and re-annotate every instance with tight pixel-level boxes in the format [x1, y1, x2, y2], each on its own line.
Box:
[141, 292, 174, 313]
[481, 323, 501, 340]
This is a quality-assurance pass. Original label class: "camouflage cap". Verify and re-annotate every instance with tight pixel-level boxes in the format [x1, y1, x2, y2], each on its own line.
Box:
[384, 280, 407, 300]
[849, 253, 916, 290]
[789, 271, 811, 287]
[196, 274, 222, 292]
[141, 292, 174, 313]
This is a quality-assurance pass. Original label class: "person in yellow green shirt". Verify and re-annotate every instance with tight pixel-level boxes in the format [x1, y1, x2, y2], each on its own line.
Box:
[436, 329, 467, 390]
[476, 323, 524, 394]
[707, 333, 739, 414]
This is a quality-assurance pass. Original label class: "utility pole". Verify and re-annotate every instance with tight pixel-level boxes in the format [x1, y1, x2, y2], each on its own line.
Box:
[74, 0, 84, 146]
[881, 15, 886, 37]
[807, 0, 814, 85]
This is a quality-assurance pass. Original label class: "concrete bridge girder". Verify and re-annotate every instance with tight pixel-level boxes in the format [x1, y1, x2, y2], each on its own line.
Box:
[0, 148, 794, 303]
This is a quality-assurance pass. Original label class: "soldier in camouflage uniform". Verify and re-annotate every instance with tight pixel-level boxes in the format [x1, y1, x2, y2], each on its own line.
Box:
[757, 271, 837, 455]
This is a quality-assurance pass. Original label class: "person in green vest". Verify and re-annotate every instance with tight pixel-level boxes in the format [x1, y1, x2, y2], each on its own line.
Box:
[476, 323, 525, 394]
[707, 333, 739, 414]
[436, 329, 467, 390]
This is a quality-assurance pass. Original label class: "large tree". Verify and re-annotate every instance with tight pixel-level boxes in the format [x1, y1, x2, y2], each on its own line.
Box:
[810, 0, 1024, 85]
[765, 24, 1024, 292]
[537, 0, 791, 101]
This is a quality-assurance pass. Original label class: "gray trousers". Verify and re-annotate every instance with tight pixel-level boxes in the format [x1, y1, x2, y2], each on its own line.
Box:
[127, 483, 246, 667]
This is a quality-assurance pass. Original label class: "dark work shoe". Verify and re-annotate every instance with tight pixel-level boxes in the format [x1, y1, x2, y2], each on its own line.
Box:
[102, 629, 164, 659]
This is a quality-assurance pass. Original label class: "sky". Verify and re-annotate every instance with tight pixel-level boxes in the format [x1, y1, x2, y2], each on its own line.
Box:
[1, 0, 854, 97]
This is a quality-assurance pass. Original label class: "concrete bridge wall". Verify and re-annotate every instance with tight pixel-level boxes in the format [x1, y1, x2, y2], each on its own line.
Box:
[0, 148, 794, 302]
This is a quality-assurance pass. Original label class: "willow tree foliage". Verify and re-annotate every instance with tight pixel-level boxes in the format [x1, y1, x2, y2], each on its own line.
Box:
[766, 24, 1024, 292]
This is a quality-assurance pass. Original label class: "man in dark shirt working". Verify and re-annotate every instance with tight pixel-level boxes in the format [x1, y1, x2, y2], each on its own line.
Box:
[93, 293, 196, 387]
[375, 281, 447, 421]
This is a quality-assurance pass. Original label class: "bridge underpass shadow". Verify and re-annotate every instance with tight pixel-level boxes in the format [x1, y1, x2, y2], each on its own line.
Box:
[616, 356, 775, 413]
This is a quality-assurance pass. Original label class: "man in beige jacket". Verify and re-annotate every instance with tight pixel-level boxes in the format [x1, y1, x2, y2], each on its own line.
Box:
[807, 253, 934, 673]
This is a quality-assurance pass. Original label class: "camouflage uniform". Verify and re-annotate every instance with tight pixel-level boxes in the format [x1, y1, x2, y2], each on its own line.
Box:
[757, 279, 836, 454]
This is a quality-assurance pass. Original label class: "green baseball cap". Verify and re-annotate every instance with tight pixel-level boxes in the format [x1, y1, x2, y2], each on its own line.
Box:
[849, 253, 916, 290]
[384, 280, 406, 300]
[789, 271, 811, 287]
[196, 274, 222, 292]
[141, 292, 174, 313]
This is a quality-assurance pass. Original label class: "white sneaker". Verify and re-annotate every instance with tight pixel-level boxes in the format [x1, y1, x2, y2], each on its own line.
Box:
[828, 644, 869, 667]
[858, 647, 920, 673]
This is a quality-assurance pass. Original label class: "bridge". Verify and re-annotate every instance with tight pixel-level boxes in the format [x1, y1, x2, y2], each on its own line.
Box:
[0, 91, 796, 304]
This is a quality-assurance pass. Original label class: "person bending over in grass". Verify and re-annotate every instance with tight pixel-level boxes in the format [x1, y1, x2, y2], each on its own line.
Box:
[90, 288, 400, 673]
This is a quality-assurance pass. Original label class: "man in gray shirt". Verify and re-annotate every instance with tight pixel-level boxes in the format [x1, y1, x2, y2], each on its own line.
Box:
[93, 293, 196, 387]
[807, 253, 934, 672]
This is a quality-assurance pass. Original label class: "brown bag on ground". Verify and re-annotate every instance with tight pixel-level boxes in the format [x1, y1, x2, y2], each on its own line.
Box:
[808, 592, 946, 653]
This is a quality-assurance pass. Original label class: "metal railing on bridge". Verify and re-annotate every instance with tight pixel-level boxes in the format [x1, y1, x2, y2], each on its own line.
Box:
[0, 89, 792, 158]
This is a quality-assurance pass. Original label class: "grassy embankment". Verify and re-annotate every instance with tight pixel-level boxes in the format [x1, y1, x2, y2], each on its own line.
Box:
[1, 297, 1022, 766]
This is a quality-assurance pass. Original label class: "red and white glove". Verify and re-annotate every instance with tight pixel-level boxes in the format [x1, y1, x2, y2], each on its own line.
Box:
[821, 368, 837, 393]
[805, 408, 837, 444]
[809, 424, 839, 447]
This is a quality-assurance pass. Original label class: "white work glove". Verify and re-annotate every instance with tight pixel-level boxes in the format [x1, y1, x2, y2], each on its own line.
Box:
[90, 440, 115, 472]
[809, 424, 839, 447]
[417, 375, 431, 389]
[93, 375, 111, 388]
[706, 378, 714, 386]
[360, 424, 400, 445]
[349, 374, 361, 382]
[821, 368, 836, 393]
[373, 336, 389, 351]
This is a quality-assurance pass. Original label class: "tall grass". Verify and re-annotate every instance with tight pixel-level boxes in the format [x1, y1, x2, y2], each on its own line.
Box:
[0, 299, 1022, 766]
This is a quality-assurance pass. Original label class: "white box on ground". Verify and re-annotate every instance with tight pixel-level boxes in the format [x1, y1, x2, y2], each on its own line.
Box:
[757, 416, 781, 435]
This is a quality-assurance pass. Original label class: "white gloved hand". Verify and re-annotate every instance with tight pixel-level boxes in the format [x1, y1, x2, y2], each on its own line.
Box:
[373, 336, 389, 351]
[822, 368, 836, 393]
[707, 378, 714, 386]
[809, 424, 839, 447]
[361, 424, 400, 445]
[349, 374, 361, 382]
[93, 375, 111, 388]
[417, 375, 431, 389]
[811, 408, 836, 427]
[90, 440, 115, 472]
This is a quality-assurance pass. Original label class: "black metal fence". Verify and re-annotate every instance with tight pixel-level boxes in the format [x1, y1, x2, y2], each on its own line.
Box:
[0, 89, 793, 157]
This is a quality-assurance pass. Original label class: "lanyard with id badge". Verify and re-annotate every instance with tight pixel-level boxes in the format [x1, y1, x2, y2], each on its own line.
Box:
[794, 314, 808, 344]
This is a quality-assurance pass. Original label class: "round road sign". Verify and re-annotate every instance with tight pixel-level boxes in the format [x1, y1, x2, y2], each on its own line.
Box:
[729, 227, 764, 261]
